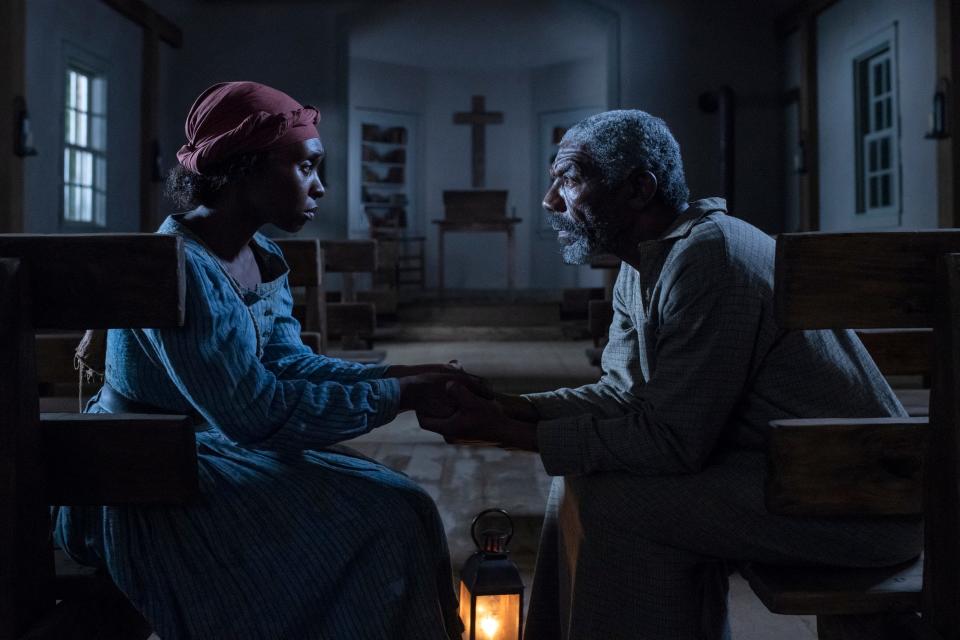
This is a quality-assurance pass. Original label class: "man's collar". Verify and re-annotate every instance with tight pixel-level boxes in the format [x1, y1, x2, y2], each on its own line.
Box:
[647, 197, 728, 244]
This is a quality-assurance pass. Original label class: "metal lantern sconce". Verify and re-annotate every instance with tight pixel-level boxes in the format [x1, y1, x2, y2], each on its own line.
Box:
[458, 509, 524, 640]
[14, 96, 38, 157]
[925, 77, 950, 140]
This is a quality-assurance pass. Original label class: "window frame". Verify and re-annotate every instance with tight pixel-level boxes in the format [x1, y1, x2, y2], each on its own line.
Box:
[61, 45, 109, 230]
[851, 24, 901, 225]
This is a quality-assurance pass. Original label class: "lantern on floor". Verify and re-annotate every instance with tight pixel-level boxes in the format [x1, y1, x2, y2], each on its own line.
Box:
[458, 509, 524, 640]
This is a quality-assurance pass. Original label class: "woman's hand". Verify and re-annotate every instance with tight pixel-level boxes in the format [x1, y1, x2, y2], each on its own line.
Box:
[384, 360, 466, 378]
[417, 383, 539, 451]
[397, 371, 490, 418]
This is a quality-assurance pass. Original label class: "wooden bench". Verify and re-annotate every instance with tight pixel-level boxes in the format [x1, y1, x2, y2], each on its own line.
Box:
[0, 234, 199, 639]
[271, 237, 327, 355]
[742, 231, 960, 640]
[855, 329, 932, 417]
[320, 240, 385, 364]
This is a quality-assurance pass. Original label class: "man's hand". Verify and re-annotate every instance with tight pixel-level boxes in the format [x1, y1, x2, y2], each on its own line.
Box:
[397, 371, 490, 418]
[417, 383, 539, 451]
[494, 392, 540, 422]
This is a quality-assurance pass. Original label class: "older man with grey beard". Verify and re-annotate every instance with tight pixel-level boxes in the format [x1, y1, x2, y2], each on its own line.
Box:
[419, 110, 921, 639]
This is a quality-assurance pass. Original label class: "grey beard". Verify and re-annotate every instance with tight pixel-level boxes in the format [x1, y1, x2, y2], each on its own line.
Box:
[546, 210, 620, 265]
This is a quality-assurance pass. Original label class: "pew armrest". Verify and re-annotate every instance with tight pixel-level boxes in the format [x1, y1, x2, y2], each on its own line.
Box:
[766, 417, 927, 517]
[42, 413, 199, 506]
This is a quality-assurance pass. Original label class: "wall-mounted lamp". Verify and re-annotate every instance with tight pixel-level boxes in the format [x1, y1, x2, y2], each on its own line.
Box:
[14, 96, 38, 157]
[925, 78, 950, 140]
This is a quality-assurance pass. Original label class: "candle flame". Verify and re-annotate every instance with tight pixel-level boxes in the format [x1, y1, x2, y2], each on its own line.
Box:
[479, 614, 500, 639]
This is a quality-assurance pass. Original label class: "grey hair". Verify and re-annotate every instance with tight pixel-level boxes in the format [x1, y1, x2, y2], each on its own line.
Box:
[562, 110, 690, 210]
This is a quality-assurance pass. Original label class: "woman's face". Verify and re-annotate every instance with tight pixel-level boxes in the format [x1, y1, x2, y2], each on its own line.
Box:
[246, 137, 325, 232]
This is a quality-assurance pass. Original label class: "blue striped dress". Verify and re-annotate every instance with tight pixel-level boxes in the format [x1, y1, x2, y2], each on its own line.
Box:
[55, 215, 461, 640]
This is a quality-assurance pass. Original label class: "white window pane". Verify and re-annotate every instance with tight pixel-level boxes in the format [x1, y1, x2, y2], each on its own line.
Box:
[95, 156, 107, 191]
[63, 148, 71, 183]
[65, 108, 75, 144]
[80, 187, 92, 221]
[63, 185, 72, 219]
[91, 77, 106, 115]
[72, 185, 81, 219]
[77, 73, 88, 112]
[78, 150, 92, 186]
[91, 115, 106, 151]
[68, 71, 77, 109]
[95, 193, 107, 226]
[76, 109, 88, 147]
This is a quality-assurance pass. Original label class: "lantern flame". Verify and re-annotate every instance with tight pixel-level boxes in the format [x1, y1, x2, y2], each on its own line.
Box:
[479, 614, 500, 639]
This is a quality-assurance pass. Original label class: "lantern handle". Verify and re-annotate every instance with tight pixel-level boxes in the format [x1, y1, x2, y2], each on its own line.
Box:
[471, 508, 514, 551]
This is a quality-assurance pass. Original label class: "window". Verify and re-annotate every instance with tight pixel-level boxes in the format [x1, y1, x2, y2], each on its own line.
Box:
[853, 29, 899, 218]
[63, 67, 107, 226]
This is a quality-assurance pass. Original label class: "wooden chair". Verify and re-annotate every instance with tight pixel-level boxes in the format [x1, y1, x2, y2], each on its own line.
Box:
[741, 231, 960, 640]
[0, 234, 199, 639]
[272, 238, 327, 355]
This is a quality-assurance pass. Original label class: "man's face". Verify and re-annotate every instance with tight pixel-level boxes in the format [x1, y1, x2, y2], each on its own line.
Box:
[542, 142, 626, 264]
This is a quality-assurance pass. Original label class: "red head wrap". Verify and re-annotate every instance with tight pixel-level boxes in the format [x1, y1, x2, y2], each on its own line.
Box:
[176, 81, 320, 175]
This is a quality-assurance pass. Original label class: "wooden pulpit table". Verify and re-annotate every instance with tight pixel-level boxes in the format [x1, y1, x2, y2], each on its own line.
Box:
[432, 190, 521, 292]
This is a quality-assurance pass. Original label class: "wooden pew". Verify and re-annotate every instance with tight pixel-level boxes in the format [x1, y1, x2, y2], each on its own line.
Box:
[741, 231, 960, 640]
[320, 239, 385, 364]
[274, 238, 383, 364]
[0, 234, 198, 639]
[271, 238, 326, 355]
[856, 328, 932, 417]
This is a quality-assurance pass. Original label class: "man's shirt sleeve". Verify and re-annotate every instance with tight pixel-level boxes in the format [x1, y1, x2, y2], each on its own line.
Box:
[533, 228, 764, 477]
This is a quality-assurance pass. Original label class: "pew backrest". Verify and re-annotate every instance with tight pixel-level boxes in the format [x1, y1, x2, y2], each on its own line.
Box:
[0, 234, 197, 639]
[273, 238, 327, 354]
[766, 230, 960, 638]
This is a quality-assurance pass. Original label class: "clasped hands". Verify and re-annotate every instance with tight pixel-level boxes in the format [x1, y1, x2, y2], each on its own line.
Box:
[387, 362, 539, 451]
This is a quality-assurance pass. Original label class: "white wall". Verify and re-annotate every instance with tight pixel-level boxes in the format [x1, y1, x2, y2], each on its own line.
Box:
[423, 69, 533, 289]
[530, 58, 608, 290]
[816, 0, 937, 230]
[598, 0, 786, 233]
[151, 0, 350, 239]
[782, 31, 802, 233]
[24, 0, 142, 233]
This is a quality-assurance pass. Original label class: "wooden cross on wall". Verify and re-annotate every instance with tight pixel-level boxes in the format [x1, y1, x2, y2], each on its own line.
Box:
[453, 95, 503, 188]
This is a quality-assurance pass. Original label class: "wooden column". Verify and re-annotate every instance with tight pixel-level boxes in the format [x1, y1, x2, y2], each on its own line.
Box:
[0, 259, 52, 639]
[776, 0, 841, 232]
[925, 253, 960, 638]
[0, 0, 26, 233]
[101, 0, 182, 232]
[936, 0, 960, 229]
[141, 29, 160, 233]
[797, 15, 820, 231]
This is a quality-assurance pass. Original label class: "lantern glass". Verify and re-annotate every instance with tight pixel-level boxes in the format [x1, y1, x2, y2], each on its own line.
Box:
[459, 583, 521, 640]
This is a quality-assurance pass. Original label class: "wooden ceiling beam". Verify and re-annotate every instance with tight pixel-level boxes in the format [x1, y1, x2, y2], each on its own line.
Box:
[101, 0, 182, 48]
[775, 0, 840, 39]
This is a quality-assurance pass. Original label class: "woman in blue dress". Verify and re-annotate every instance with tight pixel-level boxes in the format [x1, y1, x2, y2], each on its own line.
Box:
[55, 81, 469, 640]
